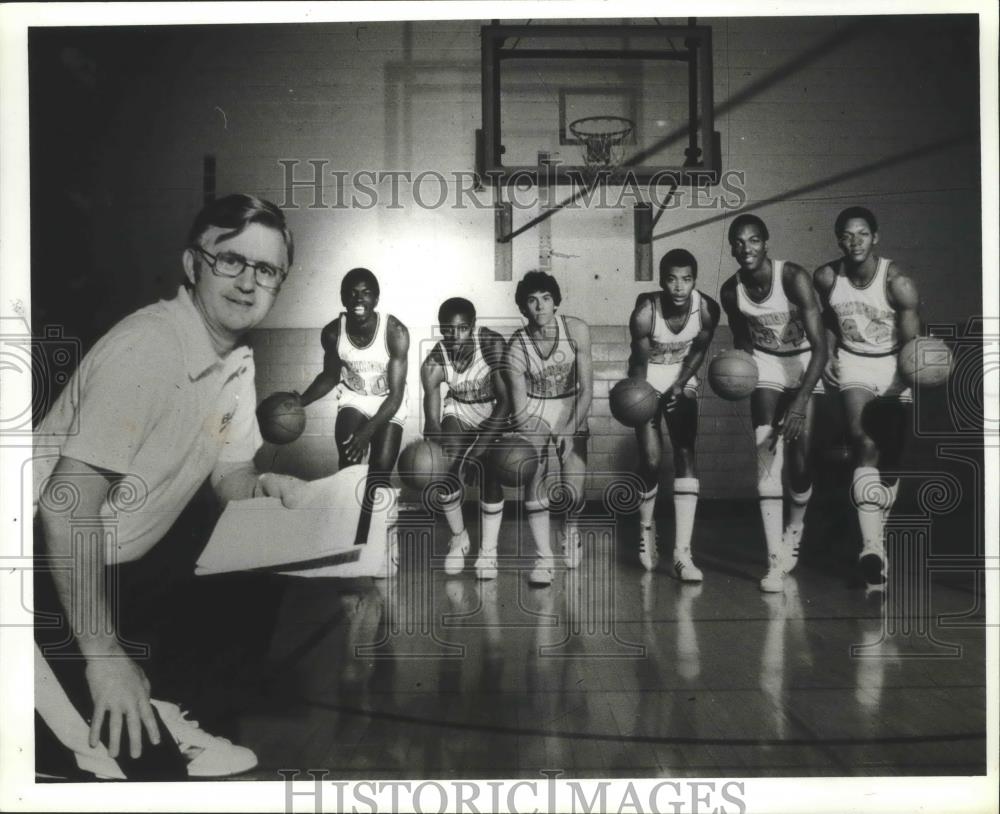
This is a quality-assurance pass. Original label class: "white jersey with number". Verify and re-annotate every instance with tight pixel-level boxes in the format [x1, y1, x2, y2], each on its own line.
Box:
[441, 329, 496, 427]
[827, 256, 898, 356]
[735, 260, 810, 355]
[513, 315, 578, 399]
[338, 312, 392, 396]
[648, 289, 703, 365]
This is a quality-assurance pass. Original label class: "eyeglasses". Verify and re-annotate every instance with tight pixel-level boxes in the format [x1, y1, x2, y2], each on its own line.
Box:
[192, 246, 287, 291]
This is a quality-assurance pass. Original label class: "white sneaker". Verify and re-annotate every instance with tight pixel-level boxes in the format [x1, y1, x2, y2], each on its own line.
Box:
[562, 525, 583, 569]
[474, 549, 498, 581]
[444, 530, 470, 576]
[672, 552, 703, 583]
[149, 700, 257, 778]
[781, 525, 803, 573]
[638, 525, 659, 572]
[528, 558, 554, 586]
[759, 554, 786, 593]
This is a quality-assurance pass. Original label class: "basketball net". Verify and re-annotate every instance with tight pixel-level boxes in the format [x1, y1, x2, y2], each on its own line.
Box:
[569, 115, 635, 185]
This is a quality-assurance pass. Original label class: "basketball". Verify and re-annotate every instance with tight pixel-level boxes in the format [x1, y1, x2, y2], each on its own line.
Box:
[397, 439, 448, 489]
[898, 337, 952, 388]
[257, 391, 306, 444]
[609, 377, 660, 427]
[488, 434, 540, 487]
[708, 350, 759, 400]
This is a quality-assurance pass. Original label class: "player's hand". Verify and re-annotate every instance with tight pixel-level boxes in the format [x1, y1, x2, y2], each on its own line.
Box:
[257, 472, 310, 508]
[342, 425, 375, 464]
[85, 652, 159, 760]
[823, 356, 841, 389]
[781, 397, 809, 442]
[458, 439, 485, 485]
[663, 383, 685, 413]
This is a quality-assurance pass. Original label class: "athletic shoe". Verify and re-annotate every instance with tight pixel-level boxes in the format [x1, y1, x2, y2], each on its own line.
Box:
[859, 547, 888, 588]
[562, 524, 583, 569]
[149, 700, 257, 778]
[638, 524, 659, 572]
[781, 525, 803, 573]
[528, 559, 554, 587]
[444, 530, 470, 576]
[672, 553, 703, 583]
[759, 555, 786, 593]
[474, 550, 498, 581]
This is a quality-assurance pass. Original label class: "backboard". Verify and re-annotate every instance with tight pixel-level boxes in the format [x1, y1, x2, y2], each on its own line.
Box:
[479, 24, 720, 186]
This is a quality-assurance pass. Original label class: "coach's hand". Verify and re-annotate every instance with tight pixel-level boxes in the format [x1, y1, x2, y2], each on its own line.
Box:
[257, 472, 310, 508]
[85, 650, 159, 760]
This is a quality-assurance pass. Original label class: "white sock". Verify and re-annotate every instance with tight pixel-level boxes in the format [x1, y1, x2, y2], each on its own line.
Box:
[525, 499, 552, 558]
[638, 485, 658, 527]
[755, 426, 785, 563]
[883, 479, 899, 521]
[852, 467, 886, 555]
[787, 485, 812, 532]
[480, 500, 504, 553]
[673, 478, 699, 558]
[441, 489, 465, 537]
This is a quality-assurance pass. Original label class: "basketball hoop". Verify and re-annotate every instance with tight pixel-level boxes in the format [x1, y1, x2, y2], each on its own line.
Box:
[568, 115, 635, 180]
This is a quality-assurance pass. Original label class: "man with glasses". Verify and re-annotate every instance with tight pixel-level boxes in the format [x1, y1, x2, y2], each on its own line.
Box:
[33, 194, 306, 779]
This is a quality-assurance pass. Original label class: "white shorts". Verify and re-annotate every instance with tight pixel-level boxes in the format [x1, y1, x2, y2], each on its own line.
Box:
[836, 348, 912, 402]
[518, 394, 589, 440]
[646, 362, 699, 398]
[337, 384, 409, 425]
[753, 349, 824, 395]
[442, 396, 494, 429]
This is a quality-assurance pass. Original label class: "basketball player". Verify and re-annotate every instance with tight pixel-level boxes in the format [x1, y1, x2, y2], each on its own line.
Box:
[814, 207, 920, 588]
[505, 271, 593, 586]
[300, 268, 409, 545]
[720, 214, 827, 592]
[421, 297, 510, 579]
[628, 249, 720, 579]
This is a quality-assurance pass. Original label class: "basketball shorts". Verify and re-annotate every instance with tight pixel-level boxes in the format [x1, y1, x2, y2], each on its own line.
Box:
[836, 348, 912, 402]
[442, 396, 495, 428]
[337, 384, 409, 425]
[753, 349, 824, 395]
[438, 415, 489, 462]
[646, 362, 699, 399]
[516, 394, 589, 442]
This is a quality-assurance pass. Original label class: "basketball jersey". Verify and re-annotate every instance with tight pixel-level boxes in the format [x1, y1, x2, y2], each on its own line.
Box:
[338, 312, 393, 397]
[441, 329, 495, 404]
[514, 315, 578, 399]
[827, 256, 898, 356]
[735, 260, 810, 355]
[648, 289, 703, 366]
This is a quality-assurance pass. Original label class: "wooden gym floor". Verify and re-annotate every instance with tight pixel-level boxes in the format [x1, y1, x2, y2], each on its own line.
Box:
[211, 494, 986, 780]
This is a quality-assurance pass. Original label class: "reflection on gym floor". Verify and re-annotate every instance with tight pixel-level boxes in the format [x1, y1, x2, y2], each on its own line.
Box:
[236, 510, 985, 779]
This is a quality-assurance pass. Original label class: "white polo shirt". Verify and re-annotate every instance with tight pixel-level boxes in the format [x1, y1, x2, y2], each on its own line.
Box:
[34, 287, 262, 563]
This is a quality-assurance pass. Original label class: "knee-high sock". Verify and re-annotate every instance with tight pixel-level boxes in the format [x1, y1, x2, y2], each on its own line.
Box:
[673, 478, 699, 558]
[479, 500, 504, 553]
[852, 467, 887, 555]
[787, 485, 812, 533]
[882, 478, 899, 522]
[525, 498, 552, 558]
[637, 485, 658, 527]
[755, 426, 785, 562]
[440, 488, 465, 537]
